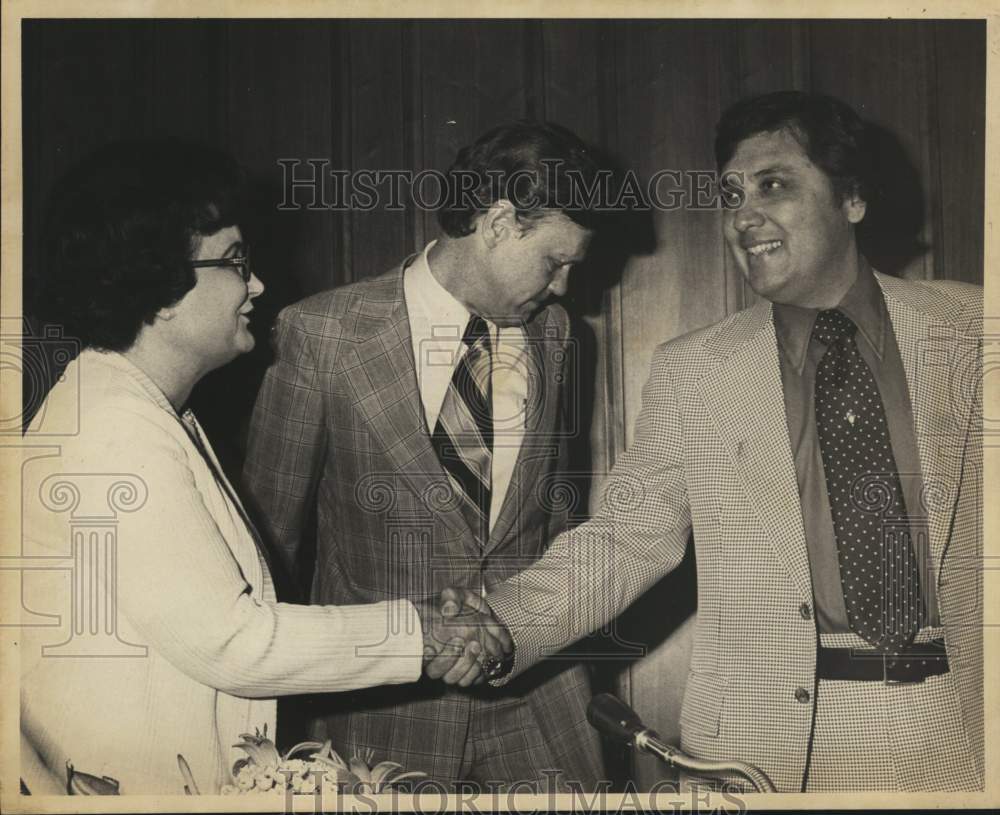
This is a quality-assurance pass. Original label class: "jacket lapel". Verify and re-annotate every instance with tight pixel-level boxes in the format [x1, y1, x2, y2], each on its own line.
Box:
[697, 304, 814, 603]
[484, 309, 561, 555]
[879, 275, 968, 577]
[340, 264, 472, 541]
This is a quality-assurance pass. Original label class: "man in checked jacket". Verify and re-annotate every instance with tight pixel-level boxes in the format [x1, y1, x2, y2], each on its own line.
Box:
[243, 122, 605, 791]
[464, 92, 985, 792]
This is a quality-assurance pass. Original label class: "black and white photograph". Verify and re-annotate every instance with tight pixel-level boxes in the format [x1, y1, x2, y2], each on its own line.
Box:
[1, 3, 994, 811]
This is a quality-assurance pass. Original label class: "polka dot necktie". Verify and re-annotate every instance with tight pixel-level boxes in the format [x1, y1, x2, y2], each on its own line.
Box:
[813, 309, 922, 653]
[431, 315, 493, 547]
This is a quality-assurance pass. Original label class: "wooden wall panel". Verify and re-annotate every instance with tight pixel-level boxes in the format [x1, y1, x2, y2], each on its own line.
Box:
[540, 20, 608, 146]
[226, 21, 338, 298]
[808, 21, 936, 281]
[931, 21, 986, 284]
[147, 21, 228, 144]
[416, 21, 531, 243]
[734, 20, 808, 97]
[22, 21, 151, 291]
[347, 21, 410, 279]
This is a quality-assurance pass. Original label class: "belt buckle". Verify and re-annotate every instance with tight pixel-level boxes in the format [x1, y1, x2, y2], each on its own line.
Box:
[881, 654, 924, 686]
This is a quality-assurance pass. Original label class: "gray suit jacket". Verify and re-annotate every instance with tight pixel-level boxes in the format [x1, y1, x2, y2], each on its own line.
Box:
[244, 261, 604, 784]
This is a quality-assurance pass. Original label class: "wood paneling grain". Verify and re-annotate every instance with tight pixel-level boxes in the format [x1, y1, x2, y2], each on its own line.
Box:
[22, 21, 152, 305]
[930, 21, 986, 284]
[347, 21, 410, 279]
[416, 21, 531, 242]
[148, 21, 228, 144]
[226, 21, 338, 297]
[809, 21, 935, 281]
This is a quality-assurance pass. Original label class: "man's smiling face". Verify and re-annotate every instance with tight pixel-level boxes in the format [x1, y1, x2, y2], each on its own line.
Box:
[722, 128, 866, 309]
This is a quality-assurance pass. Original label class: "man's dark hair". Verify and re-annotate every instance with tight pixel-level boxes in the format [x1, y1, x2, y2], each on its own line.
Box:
[37, 139, 246, 351]
[715, 91, 874, 204]
[437, 120, 601, 237]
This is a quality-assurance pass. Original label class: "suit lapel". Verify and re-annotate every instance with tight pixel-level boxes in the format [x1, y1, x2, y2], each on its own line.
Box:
[484, 309, 560, 555]
[879, 276, 967, 576]
[697, 305, 814, 603]
[340, 265, 472, 541]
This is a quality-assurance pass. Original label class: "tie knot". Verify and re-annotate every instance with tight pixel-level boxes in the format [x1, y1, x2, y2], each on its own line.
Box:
[812, 309, 857, 347]
[463, 315, 491, 348]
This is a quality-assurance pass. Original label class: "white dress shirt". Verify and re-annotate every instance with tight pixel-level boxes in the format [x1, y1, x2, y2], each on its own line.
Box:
[404, 241, 529, 532]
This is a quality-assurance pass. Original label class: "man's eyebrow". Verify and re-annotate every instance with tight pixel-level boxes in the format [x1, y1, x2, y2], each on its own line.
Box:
[751, 164, 798, 178]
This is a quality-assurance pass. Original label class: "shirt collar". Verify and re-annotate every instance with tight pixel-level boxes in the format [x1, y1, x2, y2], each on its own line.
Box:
[411, 241, 470, 329]
[772, 258, 886, 374]
[411, 240, 502, 342]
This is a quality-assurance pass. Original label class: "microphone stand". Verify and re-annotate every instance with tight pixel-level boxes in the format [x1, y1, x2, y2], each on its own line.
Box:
[587, 693, 776, 793]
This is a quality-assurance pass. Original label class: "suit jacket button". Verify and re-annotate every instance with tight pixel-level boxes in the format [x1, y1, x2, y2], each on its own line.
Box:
[794, 687, 810, 704]
[799, 603, 812, 620]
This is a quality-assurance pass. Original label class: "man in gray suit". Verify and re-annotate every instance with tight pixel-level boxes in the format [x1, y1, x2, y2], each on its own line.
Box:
[451, 91, 984, 793]
[244, 121, 606, 791]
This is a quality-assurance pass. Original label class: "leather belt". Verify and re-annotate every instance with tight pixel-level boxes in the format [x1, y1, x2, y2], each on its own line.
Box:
[816, 639, 948, 684]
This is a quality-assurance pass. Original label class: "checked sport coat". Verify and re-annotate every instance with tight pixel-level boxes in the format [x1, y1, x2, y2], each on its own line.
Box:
[243, 259, 603, 785]
[489, 272, 984, 792]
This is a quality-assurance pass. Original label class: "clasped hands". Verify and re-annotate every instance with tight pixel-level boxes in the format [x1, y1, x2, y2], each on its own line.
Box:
[414, 588, 512, 687]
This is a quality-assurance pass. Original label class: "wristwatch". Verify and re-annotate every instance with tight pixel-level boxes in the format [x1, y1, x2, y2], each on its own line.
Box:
[482, 651, 515, 681]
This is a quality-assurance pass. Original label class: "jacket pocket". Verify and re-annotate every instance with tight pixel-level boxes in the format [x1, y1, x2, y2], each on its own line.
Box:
[679, 671, 727, 739]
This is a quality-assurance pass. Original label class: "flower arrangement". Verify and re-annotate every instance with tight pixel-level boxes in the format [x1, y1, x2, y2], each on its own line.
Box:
[178, 725, 428, 796]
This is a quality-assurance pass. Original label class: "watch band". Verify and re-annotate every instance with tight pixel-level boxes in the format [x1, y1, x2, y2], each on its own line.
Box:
[482, 652, 514, 681]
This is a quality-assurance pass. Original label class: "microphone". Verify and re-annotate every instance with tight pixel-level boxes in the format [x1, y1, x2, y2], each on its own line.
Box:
[586, 693, 776, 793]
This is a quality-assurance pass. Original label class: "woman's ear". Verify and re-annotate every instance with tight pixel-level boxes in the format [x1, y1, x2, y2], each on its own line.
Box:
[154, 305, 177, 322]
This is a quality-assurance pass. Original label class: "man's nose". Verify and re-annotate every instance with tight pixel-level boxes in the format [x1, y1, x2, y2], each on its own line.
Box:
[729, 203, 765, 233]
[548, 267, 570, 297]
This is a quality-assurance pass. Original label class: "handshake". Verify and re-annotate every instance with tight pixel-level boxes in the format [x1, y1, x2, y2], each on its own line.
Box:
[413, 588, 514, 688]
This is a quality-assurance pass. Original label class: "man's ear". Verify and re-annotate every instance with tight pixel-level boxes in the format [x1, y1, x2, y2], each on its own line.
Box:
[843, 186, 867, 225]
[479, 199, 521, 249]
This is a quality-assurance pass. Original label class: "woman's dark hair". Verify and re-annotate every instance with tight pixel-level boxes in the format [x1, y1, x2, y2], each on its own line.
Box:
[437, 120, 601, 237]
[37, 139, 246, 351]
[715, 91, 874, 204]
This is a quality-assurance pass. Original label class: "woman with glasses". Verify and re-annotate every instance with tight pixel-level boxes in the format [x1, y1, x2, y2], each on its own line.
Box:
[19, 141, 490, 795]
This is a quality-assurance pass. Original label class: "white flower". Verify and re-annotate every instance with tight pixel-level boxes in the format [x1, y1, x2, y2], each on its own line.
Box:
[300, 777, 317, 795]
[283, 759, 307, 775]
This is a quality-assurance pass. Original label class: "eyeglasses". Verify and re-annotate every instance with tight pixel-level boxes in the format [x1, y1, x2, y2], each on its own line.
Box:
[190, 248, 252, 283]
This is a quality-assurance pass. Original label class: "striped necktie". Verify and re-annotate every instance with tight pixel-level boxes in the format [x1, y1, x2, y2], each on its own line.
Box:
[431, 315, 493, 545]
